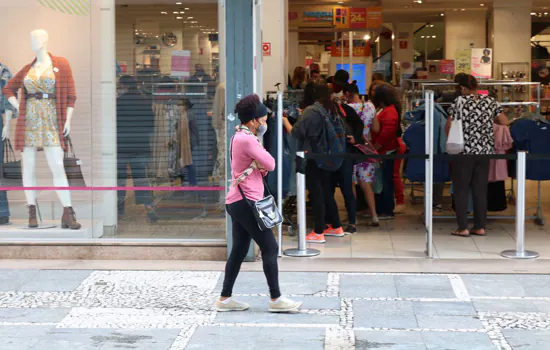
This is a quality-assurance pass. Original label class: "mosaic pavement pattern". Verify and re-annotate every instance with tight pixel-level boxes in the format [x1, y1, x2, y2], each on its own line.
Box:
[1, 270, 550, 349]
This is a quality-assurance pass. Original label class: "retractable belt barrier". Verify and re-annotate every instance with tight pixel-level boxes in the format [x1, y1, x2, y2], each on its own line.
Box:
[284, 90, 545, 260]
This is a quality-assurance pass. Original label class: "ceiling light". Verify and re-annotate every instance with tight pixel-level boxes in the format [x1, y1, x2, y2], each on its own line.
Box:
[461, 8, 466, 11]
[180, 11, 185, 13]
[176, 2, 182, 4]
[432, 35, 436, 38]
[545, 12, 549, 15]
[185, 7, 189, 10]
[391, 34, 395, 40]
[414, 0, 422, 3]
[173, 11, 178, 14]
[364, 34, 370, 40]
[480, 3, 485, 6]
[531, 12, 537, 15]
[188, 17, 194, 19]
[177, 16, 182, 19]
[440, 13, 444, 16]
[421, 35, 425, 38]
[338, 1, 344, 4]
[160, 11, 167, 15]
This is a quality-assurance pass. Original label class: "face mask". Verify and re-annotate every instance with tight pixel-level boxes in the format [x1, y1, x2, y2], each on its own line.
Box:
[257, 123, 268, 137]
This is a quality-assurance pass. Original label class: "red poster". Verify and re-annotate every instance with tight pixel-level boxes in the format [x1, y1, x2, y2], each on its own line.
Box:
[440, 59, 455, 75]
[350, 8, 367, 29]
[331, 41, 371, 57]
[399, 40, 408, 49]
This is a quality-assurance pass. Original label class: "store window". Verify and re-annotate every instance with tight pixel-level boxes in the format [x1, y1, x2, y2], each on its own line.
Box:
[0, 0, 226, 242]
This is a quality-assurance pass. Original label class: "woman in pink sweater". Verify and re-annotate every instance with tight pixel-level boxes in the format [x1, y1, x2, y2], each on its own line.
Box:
[217, 94, 301, 313]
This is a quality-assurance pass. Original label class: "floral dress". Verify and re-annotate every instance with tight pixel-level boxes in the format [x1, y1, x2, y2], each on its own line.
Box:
[24, 66, 61, 148]
[348, 101, 376, 183]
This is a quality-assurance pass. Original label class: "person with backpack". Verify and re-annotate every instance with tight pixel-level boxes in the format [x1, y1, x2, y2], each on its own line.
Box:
[292, 80, 346, 244]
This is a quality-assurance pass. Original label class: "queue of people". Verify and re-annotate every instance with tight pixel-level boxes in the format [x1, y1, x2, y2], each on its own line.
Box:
[219, 68, 512, 312]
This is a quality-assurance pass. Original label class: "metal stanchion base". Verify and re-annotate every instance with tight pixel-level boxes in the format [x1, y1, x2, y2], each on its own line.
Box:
[283, 248, 321, 257]
[501, 250, 540, 259]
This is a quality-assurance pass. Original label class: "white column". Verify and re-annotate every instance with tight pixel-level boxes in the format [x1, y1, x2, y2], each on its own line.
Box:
[288, 32, 300, 73]
[393, 23, 415, 79]
[261, 0, 287, 92]
[100, 0, 117, 235]
[218, 0, 226, 83]
[444, 9, 487, 60]
[492, 0, 532, 77]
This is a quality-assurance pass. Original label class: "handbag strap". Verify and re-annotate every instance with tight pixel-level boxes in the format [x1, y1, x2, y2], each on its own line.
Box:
[64, 136, 76, 158]
[3, 139, 16, 164]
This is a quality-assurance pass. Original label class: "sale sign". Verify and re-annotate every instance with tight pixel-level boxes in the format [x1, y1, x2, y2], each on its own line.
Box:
[333, 7, 349, 29]
[350, 8, 367, 29]
[331, 40, 371, 57]
[455, 49, 472, 75]
[440, 60, 455, 75]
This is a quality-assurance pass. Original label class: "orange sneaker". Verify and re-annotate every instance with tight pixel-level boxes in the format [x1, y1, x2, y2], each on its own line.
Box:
[306, 232, 326, 244]
[324, 225, 345, 237]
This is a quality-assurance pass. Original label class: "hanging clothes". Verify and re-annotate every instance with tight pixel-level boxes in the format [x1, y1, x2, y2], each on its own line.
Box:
[152, 100, 181, 178]
[178, 106, 193, 168]
[489, 124, 513, 182]
[0, 62, 15, 116]
[487, 181, 507, 212]
[510, 118, 550, 181]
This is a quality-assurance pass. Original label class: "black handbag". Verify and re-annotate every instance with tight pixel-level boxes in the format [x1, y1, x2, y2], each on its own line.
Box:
[2, 139, 22, 187]
[63, 137, 86, 187]
[230, 135, 283, 231]
[237, 179, 283, 231]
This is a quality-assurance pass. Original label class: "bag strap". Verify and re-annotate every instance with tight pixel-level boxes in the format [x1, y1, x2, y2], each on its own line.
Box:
[64, 136, 76, 158]
[229, 133, 274, 206]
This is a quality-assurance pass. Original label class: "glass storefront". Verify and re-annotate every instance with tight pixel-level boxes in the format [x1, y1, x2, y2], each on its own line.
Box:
[0, 0, 226, 242]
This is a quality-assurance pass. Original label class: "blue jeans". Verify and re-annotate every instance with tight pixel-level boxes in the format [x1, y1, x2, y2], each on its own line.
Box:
[375, 159, 395, 216]
[117, 154, 153, 212]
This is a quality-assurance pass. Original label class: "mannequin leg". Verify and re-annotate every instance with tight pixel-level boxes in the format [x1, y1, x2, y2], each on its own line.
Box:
[44, 147, 71, 207]
[22, 147, 38, 205]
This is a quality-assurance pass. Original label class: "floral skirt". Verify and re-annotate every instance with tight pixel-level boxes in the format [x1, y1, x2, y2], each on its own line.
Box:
[25, 99, 61, 148]
[353, 161, 375, 184]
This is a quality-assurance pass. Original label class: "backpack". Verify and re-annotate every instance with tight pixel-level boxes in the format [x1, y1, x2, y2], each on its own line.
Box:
[316, 107, 346, 171]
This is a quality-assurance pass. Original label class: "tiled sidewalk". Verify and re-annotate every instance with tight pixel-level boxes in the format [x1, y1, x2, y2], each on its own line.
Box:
[1, 270, 550, 349]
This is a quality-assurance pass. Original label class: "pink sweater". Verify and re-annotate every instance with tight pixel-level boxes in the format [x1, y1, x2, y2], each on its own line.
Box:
[226, 131, 276, 204]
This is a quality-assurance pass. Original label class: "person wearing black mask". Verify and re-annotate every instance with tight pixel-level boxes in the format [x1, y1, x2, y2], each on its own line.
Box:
[327, 70, 365, 234]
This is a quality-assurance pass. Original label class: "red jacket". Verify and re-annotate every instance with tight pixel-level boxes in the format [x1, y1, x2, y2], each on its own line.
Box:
[2, 53, 76, 151]
[372, 105, 399, 154]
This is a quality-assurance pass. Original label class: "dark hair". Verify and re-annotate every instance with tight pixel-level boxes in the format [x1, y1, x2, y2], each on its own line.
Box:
[457, 74, 478, 90]
[483, 49, 491, 56]
[372, 72, 384, 82]
[372, 83, 403, 137]
[303, 79, 338, 115]
[343, 80, 360, 96]
[310, 69, 320, 76]
[367, 80, 385, 101]
[291, 66, 307, 89]
[235, 94, 264, 124]
[119, 75, 138, 91]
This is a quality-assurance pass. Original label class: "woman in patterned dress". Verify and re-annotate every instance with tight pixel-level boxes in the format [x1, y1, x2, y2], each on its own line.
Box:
[343, 81, 380, 227]
[446, 74, 509, 237]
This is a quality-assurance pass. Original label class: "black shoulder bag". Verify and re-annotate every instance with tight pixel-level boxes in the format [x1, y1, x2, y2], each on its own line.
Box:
[230, 135, 282, 231]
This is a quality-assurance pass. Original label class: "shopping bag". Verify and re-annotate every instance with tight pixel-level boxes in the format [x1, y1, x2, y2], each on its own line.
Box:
[446, 118, 464, 154]
[64, 137, 86, 187]
[2, 139, 22, 187]
[372, 163, 383, 195]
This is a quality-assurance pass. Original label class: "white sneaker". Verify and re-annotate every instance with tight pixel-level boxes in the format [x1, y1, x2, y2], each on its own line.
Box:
[268, 297, 303, 313]
[215, 298, 250, 312]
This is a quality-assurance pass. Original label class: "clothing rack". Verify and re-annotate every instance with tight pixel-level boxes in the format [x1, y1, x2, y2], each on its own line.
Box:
[152, 82, 208, 97]
[406, 81, 546, 225]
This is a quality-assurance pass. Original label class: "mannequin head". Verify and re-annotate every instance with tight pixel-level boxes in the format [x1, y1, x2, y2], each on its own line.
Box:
[30, 29, 49, 53]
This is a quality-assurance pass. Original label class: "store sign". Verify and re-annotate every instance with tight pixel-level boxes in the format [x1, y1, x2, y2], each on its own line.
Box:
[440, 60, 455, 75]
[171, 50, 191, 77]
[455, 49, 472, 75]
[262, 42, 272, 56]
[333, 7, 382, 29]
[331, 40, 371, 57]
[303, 11, 333, 22]
[471, 48, 493, 79]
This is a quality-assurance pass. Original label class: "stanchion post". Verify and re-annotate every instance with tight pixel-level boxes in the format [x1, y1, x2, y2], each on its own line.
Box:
[277, 91, 283, 257]
[501, 151, 539, 259]
[284, 152, 320, 257]
[425, 91, 434, 258]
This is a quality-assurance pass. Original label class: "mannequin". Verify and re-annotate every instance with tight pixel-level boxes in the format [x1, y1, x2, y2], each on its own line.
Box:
[2, 29, 80, 229]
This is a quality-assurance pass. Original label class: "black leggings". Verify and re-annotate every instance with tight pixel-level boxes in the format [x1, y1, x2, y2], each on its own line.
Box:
[306, 162, 341, 234]
[221, 199, 281, 299]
